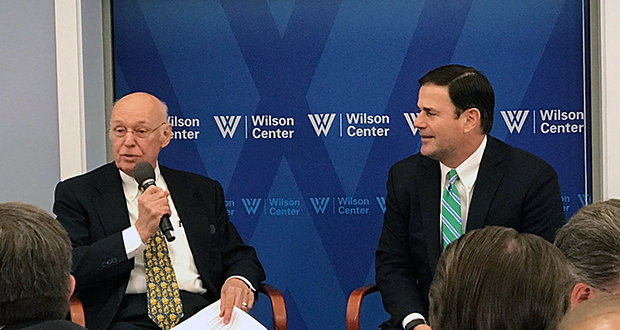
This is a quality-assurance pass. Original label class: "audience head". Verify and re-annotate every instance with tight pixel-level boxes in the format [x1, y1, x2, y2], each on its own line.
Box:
[109, 92, 172, 176]
[0, 202, 75, 325]
[418, 64, 495, 135]
[555, 199, 620, 307]
[558, 294, 620, 330]
[429, 226, 572, 330]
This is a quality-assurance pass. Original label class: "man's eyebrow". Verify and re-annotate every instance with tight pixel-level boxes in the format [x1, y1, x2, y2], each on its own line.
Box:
[110, 119, 149, 125]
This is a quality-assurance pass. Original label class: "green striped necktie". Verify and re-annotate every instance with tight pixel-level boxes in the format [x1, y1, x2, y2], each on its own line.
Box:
[441, 169, 462, 249]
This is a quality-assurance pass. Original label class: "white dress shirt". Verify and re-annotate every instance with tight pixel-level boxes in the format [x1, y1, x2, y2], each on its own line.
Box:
[438, 135, 487, 236]
[120, 164, 206, 294]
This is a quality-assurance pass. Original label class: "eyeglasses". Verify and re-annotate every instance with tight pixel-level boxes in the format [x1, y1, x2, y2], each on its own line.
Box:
[110, 122, 167, 139]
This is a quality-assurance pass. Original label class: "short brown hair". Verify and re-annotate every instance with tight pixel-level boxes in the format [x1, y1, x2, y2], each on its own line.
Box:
[429, 226, 572, 330]
[419, 64, 495, 134]
[0, 202, 73, 324]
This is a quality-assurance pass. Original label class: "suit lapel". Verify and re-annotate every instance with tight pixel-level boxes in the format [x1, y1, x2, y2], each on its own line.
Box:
[467, 137, 504, 231]
[160, 166, 208, 235]
[418, 157, 442, 271]
[92, 163, 131, 235]
[160, 166, 217, 293]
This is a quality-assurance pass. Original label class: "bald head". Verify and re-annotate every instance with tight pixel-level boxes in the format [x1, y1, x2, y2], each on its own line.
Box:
[109, 92, 171, 175]
[559, 294, 620, 330]
[112, 92, 168, 123]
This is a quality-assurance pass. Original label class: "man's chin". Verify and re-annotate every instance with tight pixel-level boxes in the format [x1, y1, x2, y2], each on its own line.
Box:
[116, 160, 140, 175]
[420, 146, 442, 162]
[419, 144, 433, 157]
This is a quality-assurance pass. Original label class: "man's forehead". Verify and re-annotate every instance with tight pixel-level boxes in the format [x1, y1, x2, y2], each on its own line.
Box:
[111, 103, 164, 124]
[418, 84, 454, 105]
[110, 117, 150, 125]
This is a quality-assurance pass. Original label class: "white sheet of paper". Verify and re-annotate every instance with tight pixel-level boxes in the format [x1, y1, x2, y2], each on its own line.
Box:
[172, 299, 267, 330]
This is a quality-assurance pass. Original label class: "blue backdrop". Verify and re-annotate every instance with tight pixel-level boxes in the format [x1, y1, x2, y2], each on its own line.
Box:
[112, 0, 590, 329]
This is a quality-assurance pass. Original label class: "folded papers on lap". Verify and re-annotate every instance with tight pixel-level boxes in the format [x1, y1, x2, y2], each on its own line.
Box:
[173, 299, 266, 330]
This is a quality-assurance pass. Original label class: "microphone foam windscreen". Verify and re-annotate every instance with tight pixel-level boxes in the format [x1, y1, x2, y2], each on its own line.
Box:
[132, 161, 156, 186]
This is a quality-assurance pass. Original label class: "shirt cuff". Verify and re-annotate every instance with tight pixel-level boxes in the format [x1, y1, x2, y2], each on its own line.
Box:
[226, 276, 256, 292]
[122, 225, 145, 258]
[402, 313, 426, 329]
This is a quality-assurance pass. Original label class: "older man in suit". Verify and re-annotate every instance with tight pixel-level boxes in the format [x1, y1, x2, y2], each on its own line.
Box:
[54, 92, 265, 330]
[375, 65, 565, 330]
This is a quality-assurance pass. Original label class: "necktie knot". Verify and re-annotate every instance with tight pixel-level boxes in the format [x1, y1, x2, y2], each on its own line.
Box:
[448, 169, 459, 185]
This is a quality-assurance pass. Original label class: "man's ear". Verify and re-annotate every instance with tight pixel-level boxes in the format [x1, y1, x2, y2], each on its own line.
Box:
[461, 108, 481, 133]
[160, 123, 172, 149]
[68, 274, 76, 299]
[571, 282, 594, 308]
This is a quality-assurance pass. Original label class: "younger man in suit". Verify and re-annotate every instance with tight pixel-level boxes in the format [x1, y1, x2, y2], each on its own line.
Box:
[375, 64, 565, 330]
[0, 202, 86, 330]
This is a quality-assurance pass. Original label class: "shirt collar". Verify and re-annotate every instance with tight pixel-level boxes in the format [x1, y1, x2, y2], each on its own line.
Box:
[120, 162, 163, 201]
[440, 136, 487, 193]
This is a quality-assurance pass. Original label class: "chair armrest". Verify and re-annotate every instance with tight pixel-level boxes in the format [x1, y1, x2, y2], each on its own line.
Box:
[69, 286, 287, 329]
[259, 283, 287, 330]
[69, 295, 86, 327]
[346, 283, 379, 330]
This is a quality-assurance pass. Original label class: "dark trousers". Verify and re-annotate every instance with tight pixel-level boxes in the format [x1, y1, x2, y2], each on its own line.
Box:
[109, 291, 211, 330]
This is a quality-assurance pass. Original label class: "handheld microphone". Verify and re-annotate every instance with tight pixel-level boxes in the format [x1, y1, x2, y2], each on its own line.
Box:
[133, 161, 175, 242]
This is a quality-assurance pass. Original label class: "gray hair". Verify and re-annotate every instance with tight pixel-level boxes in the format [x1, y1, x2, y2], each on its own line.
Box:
[555, 199, 620, 292]
[0, 202, 73, 324]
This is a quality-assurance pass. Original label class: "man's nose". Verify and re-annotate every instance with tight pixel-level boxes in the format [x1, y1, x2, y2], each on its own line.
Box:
[123, 131, 137, 145]
[414, 113, 424, 128]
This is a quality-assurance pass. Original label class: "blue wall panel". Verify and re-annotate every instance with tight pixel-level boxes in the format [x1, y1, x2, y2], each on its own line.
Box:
[112, 1, 590, 328]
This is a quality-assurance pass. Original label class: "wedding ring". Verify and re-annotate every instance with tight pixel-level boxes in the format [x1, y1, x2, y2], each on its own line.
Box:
[242, 302, 248, 307]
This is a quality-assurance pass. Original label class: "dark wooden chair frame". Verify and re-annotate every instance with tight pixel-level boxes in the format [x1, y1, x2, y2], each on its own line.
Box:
[346, 283, 379, 330]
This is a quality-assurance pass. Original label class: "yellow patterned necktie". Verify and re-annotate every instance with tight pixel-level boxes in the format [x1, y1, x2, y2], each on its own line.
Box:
[145, 230, 184, 329]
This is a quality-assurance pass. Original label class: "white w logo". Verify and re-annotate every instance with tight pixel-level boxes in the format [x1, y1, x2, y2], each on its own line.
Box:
[214, 115, 242, 138]
[309, 197, 330, 214]
[500, 110, 529, 133]
[578, 194, 591, 206]
[307, 114, 336, 136]
[403, 113, 418, 135]
[376, 197, 386, 213]
[241, 198, 262, 215]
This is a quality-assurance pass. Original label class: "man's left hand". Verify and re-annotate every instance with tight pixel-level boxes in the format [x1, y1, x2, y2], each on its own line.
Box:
[219, 278, 254, 324]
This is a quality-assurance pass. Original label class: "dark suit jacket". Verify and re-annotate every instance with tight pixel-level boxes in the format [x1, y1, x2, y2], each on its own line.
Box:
[2, 319, 87, 330]
[375, 136, 565, 328]
[53, 163, 265, 330]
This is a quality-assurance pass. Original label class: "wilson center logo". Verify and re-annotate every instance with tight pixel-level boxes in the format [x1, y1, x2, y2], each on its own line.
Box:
[578, 194, 592, 207]
[500, 110, 529, 133]
[308, 113, 336, 136]
[241, 198, 262, 215]
[214, 115, 242, 138]
[309, 197, 330, 214]
[403, 113, 418, 135]
[376, 197, 386, 213]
